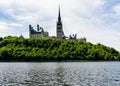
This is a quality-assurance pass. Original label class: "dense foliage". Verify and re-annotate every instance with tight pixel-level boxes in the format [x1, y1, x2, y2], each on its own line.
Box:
[0, 36, 120, 61]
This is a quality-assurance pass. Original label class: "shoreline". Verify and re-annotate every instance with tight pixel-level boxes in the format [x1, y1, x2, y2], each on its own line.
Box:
[0, 60, 119, 62]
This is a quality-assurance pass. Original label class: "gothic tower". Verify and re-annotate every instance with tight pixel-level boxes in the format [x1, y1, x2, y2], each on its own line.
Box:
[57, 7, 64, 40]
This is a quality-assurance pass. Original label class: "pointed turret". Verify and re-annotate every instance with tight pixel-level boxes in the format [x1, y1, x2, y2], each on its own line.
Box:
[58, 7, 61, 22]
[57, 7, 62, 25]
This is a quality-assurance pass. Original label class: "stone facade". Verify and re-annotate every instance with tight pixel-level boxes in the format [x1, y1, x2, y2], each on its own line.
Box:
[29, 24, 49, 38]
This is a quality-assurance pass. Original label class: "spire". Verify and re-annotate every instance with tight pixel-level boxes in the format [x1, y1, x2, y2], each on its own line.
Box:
[57, 7, 62, 25]
[58, 7, 61, 22]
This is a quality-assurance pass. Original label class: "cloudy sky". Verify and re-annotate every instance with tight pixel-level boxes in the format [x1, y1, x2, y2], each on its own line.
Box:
[0, 0, 120, 51]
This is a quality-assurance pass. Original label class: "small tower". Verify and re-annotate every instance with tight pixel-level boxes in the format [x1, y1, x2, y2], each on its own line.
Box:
[29, 24, 32, 38]
[56, 7, 63, 40]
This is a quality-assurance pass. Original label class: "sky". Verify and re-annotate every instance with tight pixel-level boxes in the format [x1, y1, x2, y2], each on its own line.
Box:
[0, 0, 120, 51]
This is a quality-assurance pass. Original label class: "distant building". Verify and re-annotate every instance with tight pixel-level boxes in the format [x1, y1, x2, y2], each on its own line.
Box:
[56, 7, 65, 40]
[78, 37, 87, 42]
[29, 24, 49, 38]
[69, 34, 77, 41]
[19, 34, 24, 39]
[28, 7, 86, 42]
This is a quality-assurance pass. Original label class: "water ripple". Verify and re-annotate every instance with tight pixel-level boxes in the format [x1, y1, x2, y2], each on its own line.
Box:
[0, 62, 120, 86]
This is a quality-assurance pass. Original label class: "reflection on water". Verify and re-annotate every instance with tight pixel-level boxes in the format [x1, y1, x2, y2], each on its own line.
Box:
[0, 62, 120, 86]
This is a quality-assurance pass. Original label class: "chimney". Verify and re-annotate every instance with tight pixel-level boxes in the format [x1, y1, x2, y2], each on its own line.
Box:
[29, 25, 32, 30]
[37, 24, 39, 31]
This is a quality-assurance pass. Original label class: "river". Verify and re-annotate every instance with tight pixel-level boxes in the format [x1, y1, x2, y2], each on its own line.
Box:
[0, 62, 120, 86]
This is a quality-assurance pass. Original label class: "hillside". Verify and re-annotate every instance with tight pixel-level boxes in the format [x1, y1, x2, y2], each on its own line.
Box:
[0, 36, 120, 61]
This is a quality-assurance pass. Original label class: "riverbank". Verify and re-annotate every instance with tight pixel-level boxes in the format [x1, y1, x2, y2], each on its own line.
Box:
[0, 60, 119, 62]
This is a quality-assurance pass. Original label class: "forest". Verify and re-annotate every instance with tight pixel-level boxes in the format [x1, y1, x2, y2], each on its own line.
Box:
[0, 36, 120, 61]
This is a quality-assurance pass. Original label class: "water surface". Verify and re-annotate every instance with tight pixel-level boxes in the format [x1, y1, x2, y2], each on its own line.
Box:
[0, 62, 120, 86]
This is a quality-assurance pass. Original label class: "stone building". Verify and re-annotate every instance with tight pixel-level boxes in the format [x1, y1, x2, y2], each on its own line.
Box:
[56, 8, 65, 40]
[28, 7, 86, 42]
[29, 24, 49, 38]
